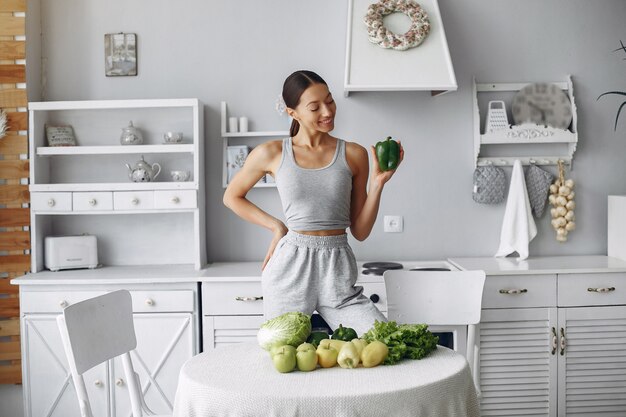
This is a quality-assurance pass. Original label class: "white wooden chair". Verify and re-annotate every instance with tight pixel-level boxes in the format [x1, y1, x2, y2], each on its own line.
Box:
[56, 290, 170, 417]
[383, 270, 486, 395]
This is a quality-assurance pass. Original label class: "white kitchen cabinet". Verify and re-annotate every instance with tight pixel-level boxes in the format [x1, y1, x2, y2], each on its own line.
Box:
[16, 279, 199, 417]
[201, 275, 387, 350]
[474, 267, 626, 417]
[28, 99, 206, 270]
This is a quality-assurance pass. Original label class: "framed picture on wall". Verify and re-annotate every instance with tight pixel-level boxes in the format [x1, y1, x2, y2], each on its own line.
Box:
[104, 33, 137, 76]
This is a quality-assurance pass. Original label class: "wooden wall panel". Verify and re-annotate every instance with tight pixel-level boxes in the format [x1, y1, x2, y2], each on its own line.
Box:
[1, 0, 28, 384]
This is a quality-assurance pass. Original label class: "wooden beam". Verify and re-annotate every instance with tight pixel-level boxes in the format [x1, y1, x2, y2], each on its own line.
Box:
[0, 160, 28, 179]
[0, 364, 21, 384]
[0, 319, 19, 336]
[0, 159, 28, 179]
[0, 0, 26, 12]
[0, 184, 29, 204]
[0, 89, 26, 108]
[0, 341, 20, 361]
[0, 41, 25, 60]
[0, 231, 29, 251]
[0, 16, 25, 37]
[0, 254, 30, 273]
[5, 111, 26, 131]
[0, 279, 19, 295]
[0, 208, 29, 227]
[0, 135, 27, 154]
[0, 64, 25, 83]
[0, 296, 19, 317]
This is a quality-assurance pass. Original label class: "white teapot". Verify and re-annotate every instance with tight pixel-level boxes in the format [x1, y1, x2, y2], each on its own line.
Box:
[125, 155, 161, 182]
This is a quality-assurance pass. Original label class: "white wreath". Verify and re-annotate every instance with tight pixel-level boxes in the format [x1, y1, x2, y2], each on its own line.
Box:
[364, 0, 430, 51]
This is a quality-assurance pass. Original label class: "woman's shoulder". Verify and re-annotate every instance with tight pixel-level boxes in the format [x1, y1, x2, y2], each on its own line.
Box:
[343, 139, 368, 158]
[249, 139, 284, 161]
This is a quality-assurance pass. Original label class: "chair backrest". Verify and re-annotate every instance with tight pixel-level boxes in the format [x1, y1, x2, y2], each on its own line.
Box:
[383, 270, 486, 396]
[57, 290, 147, 417]
[383, 270, 486, 325]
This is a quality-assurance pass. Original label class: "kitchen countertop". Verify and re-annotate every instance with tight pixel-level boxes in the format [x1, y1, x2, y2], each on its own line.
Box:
[449, 255, 626, 275]
[12, 256, 626, 286]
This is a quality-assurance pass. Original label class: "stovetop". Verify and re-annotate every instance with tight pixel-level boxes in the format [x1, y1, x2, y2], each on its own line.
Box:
[358, 260, 459, 278]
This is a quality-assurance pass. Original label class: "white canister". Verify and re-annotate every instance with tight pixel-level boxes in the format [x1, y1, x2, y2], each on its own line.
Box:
[228, 117, 238, 133]
[239, 117, 249, 133]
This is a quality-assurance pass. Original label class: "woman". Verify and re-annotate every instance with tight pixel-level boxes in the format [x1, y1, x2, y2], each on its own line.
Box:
[223, 70, 403, 335]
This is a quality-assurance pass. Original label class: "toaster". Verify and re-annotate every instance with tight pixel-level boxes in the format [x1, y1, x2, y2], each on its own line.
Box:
[44, 235, 99, 271]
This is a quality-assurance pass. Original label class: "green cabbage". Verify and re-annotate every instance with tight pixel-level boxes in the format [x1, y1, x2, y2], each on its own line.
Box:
[257, 312, 312, 351]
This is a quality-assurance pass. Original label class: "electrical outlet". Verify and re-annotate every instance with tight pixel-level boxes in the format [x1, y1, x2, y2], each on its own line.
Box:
[383, 215, 403, 233]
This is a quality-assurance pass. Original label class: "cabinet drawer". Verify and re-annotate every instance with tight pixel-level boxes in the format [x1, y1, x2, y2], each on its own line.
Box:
[482, 274, 556, 309]
[73, 192, 113, 211]
[31, 192, 72, 211]
[202, 282, 263, 315]
[113, 191, 154, 210]
[130, 290, 194, 312]
[558, 273, 626, 307]
[21, 291, 106, 313]
[154, 190, 197, 209]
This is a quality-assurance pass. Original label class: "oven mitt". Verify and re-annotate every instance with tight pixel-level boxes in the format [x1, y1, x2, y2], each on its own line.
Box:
[473, 166, 506, 204]
[525, 164, 554, 217]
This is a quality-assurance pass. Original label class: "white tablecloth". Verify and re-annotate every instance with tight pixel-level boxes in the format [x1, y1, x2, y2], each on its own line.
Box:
[173, 343, 480, 417]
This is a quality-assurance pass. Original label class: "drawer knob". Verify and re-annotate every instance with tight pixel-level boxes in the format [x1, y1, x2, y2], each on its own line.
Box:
[235, 296, 263, 302]
[131, 198, 139, 205]
[369, 294, 380, 303]
[116, 378, 124, 386]
[47, 198, 55, 207]
[587, 286, 616, 293]
[88, 198, 97, 206]
[145, 298, 155, 306]
[59, 300, 69, 308]
[499, 288, 528, 295]
[94, 380, 103, 387]
[171, 196, 180, 204]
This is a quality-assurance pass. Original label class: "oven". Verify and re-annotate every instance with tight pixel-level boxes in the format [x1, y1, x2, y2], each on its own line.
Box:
[358, 260, 468, 356]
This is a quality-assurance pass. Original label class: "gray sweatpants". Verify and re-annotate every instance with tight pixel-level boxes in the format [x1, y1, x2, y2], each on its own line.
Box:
[261, 231, 386, 336]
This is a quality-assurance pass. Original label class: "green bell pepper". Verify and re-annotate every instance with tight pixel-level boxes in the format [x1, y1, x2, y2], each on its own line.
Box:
[375, 136, 400, 171]
[306, 331, 330, 348]
[331, 324, 358, 341]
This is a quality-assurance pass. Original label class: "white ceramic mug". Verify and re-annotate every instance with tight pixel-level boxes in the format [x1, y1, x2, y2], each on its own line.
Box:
[170, 170, 190, 182]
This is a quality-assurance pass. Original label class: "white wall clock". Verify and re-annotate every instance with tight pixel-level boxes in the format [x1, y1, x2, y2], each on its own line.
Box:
[512, 83, 573, 130]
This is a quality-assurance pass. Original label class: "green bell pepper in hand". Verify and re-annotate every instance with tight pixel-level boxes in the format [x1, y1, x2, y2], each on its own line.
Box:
[375, 136, 400, 171]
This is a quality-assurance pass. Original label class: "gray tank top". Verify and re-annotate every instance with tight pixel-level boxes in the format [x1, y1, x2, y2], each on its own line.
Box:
[275, 137, 352, 231]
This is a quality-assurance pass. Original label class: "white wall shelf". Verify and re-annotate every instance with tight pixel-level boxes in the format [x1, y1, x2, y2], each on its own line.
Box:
[36, 144, 194, 155]
[473, 76, 578, 168]
[220, 101, 286, 188]
[29, 98, 207, 271]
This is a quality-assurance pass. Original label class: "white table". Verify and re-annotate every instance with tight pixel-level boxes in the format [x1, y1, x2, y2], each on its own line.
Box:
[173, 343, 480, 417]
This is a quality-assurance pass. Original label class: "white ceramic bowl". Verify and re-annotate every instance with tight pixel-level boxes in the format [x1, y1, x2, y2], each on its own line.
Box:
[164, 131, 184, 144]
[170, 170, 190, 182]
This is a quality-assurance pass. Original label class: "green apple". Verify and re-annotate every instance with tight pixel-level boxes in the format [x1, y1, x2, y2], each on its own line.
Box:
[316, 343, 339, 368]
[272, 345, 297, 373]
[296, 343, 318, 372]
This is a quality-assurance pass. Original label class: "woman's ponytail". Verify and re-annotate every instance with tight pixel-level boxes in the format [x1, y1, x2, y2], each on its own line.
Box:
[289, 118, 300, 138]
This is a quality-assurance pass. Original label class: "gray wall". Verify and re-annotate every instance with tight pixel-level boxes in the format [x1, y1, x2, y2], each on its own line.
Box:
[36, 0, 626, 262]
[3, 1, 625, 415]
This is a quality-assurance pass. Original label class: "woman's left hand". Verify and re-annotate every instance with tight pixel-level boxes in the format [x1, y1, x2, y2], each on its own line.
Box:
[369, 141, 404, 187]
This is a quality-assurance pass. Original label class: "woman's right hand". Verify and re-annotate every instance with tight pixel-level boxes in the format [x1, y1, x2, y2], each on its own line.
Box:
[262, 223, 288, 271]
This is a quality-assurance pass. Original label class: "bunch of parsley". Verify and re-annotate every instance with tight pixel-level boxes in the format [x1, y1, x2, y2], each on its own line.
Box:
[362, 320, 438, 365]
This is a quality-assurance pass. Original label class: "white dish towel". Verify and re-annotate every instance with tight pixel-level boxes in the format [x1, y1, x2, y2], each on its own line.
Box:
[495, 160, 537, 260]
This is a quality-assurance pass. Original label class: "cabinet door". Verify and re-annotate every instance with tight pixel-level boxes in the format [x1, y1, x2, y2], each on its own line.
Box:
[112, 313, 194, 417]
[557, 306, 626, 417]
[479, 308, 558, 417]
[203, 315, 265, 350]
[22, 315, 109, 417]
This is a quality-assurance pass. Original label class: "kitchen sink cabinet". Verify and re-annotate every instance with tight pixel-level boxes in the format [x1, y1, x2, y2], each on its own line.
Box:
[16, 280, 199, 417]
[475, 269, 626, 417]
